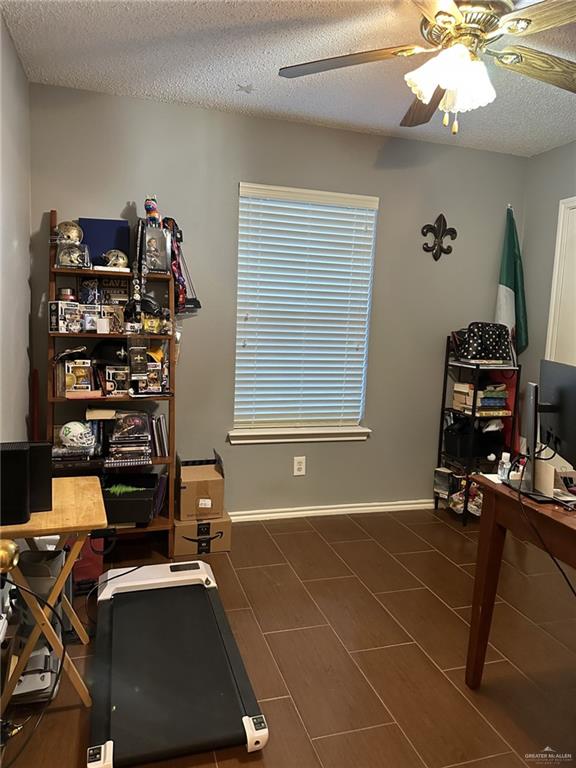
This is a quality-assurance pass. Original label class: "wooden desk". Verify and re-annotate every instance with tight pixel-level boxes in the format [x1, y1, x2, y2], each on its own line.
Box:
[0, 476, 107, 713]
[466, 474, 576, 689]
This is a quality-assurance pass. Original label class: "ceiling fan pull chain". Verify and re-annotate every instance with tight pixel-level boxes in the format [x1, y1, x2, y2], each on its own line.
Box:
[451, 114, 459, 135]
[442, 111, 450, 127]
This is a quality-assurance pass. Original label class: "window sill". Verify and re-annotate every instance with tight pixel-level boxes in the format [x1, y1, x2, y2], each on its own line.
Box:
[227, 426, 372, 445]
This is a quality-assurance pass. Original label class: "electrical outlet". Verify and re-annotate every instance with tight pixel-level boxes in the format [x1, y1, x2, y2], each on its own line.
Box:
[293, 456, 306, 476]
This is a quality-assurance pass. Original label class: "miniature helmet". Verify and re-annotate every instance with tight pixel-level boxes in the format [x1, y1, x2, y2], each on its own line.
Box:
[58, 244, 86, 266]
[60, 421, 95, 448]
[141, 295, 162, 317]
[104, 249, 129, 268]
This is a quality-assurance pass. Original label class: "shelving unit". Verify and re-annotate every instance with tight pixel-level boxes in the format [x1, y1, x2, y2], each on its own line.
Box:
[435, 335, 521, 524]
[46, 209, 177, 555]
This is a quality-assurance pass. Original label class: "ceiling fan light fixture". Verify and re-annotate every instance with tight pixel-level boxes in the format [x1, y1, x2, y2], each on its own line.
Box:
[404, 43, 472, 103]
[439, 59, 496, 114]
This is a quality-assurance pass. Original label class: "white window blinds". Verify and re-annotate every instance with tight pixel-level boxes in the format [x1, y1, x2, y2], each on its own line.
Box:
[234, 183, 379, 429]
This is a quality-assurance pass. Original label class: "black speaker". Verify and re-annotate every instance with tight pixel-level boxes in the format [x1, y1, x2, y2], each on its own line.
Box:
[29, 442, 52, 512]
[0, 441, 53, 525]
[1, 442, 31, 525]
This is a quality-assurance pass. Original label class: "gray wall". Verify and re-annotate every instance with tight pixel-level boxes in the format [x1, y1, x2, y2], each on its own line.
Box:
[29, 84, 530, 511]
[520, 141, 576, 385]
[0, 18, 30, 441]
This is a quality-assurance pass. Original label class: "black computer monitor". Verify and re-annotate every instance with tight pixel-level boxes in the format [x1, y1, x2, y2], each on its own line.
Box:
[539, 360, 576, 469]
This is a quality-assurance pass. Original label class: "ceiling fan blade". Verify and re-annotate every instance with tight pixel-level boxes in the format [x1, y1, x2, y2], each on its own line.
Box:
[497, 0, 576, 36]
[279, 44, 434, 79]
[400, 86, 446, 127]
[488, 45, 576, 93]
[409, 0, 463, 25]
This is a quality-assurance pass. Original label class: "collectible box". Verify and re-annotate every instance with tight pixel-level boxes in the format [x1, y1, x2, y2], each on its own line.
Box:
[49, 301, 81, 333]
[143, 226, 170, 273]
[128, 346, 148, 379]
[64, 360, 93, 391]
[79, 304, 100, 332]
[105, 366, 130, 396]
[100, 305, 125, 334]
[132, 362, 162, 394]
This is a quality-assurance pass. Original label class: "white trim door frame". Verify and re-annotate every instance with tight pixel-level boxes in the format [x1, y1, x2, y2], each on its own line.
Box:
[545, 196, 576, 365]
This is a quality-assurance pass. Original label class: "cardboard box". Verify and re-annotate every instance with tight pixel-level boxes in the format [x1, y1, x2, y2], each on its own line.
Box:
[178, 461, 224, 520]
[174, 512, 231, 557]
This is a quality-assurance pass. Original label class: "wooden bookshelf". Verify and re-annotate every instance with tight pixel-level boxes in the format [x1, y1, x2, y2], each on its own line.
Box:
[47, 209, 177, 556]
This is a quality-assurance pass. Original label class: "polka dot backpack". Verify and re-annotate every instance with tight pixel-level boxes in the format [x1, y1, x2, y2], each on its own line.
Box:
[452, 322, 514, 363]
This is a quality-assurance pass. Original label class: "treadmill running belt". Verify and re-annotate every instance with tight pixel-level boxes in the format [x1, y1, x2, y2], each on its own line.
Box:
[109, 585, 246, 766]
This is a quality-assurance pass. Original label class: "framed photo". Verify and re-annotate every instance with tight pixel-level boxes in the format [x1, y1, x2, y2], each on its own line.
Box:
[78, 278, 99, 304]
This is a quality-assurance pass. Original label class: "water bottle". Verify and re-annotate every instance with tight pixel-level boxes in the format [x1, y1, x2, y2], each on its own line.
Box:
[498, 451, 511, 481]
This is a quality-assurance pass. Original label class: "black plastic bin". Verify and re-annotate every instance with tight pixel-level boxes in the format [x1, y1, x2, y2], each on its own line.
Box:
[444, 418, 504, 459]
[101, 474, 159, 526]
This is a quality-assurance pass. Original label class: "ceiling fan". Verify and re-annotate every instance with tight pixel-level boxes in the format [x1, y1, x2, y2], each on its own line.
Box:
[279, 0, 576, 134]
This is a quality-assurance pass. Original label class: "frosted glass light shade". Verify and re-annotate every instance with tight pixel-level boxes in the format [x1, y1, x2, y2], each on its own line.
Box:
[404, 44, 471, 104]
[405, 44, 496, 115]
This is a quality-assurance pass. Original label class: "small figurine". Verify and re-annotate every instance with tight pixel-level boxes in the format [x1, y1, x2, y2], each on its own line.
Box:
[144, 195, 162, 228]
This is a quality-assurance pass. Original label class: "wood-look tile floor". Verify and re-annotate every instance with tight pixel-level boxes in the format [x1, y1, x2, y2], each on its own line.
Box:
[5, 510, 576, 768]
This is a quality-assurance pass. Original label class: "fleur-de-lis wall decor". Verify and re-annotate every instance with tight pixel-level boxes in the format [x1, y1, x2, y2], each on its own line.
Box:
[422, 214, 457, 261]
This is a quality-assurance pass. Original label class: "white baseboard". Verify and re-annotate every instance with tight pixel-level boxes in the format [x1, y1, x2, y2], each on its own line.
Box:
[229, 499, 435, 523]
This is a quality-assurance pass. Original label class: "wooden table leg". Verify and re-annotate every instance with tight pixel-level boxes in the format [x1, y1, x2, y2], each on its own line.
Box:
[3, 569, 92, 709]
[24, 534, 90, 644]
[62, 594, 90, 645]
[465, 489, 507, 689]
[1, 537, 92, 712]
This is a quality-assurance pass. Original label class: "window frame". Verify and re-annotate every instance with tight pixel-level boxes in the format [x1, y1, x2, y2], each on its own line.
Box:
[229, 182, 378, 445]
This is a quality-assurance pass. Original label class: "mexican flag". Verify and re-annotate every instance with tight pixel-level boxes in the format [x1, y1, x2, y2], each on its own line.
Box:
[495, 207, 528, 354]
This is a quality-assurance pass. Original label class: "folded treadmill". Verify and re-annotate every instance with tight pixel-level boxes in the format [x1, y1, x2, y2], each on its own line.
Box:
[87, 561, 268, 767]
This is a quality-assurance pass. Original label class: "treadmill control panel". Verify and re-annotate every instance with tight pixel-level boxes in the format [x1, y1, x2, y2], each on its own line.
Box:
[243, 714, 269, 752]
[252, 715, 267, 731]
[86, 741, 113, 767]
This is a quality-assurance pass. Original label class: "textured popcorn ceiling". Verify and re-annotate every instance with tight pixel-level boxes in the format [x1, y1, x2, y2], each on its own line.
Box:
[2, 0, 575, 156]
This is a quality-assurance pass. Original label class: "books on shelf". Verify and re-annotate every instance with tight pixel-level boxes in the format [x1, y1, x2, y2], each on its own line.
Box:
[451, 382, 510, 416]
[455, 407, 512, 418]
[150, 414, 169, 457]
